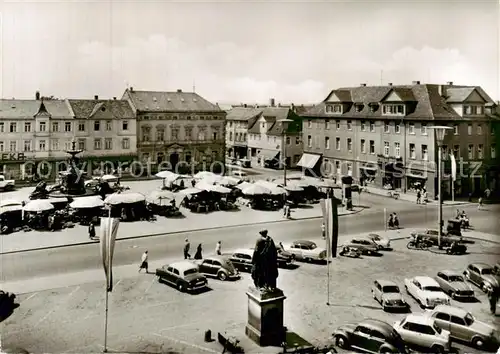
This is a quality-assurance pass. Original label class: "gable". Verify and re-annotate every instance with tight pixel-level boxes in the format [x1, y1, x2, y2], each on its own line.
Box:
[89, 104, 118, 119]
[463, 89, 486, 103]
[34, 102, 51, 118]
[382, 90, 403, 102]
[325, 92, 343, 102]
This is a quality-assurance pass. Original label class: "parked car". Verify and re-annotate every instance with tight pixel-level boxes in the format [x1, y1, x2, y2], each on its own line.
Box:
[371, 280, 408, 311]
[404, 276, 450, 309]
[229, 249, 253, 272]
[284, 240, 327, 262]
[155, 261, 208, 292]
[367, 233, 391, 250]
[427, 305, 499, 349]
[434, 270, 474, 300]
[393, 314, 451, 353]
[0, 175, 15, 192]
[410, 229, 461, 246]
[193, 256, 240, 281]
[494, 262, 500, 276]
[276, 248, 294, 268]
[342, 238, 380, 255]
[464, 263, 500, 293]
[332, 319, 408, 353]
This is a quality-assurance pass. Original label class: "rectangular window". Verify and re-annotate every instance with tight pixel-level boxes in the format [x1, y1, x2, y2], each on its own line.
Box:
[336, 137, 341, 150]
[361, 121, 366, 131]
[307, 120, 312, 128]
[370, 121, 375, 132]
[421, 123, 427, 135]
[409, 123, 415, 134]
[23, 140, 32, 151]
[453, 124, 459, 135]
[0, 123, 4, 132]
[122, 138, 130, 149]
[39, 140, 46, 151]
[325, 120, 330, 129]
[64, 141, 71, 151]
[307, 135, 312, 147]
[421, 144, 428, 161]
[105, 138, 112, 150]
[453, 145, 460, 158]
[492, 144, 496, 159]
[347, 121, 352, 130]
[477, 144, 483, 159]
[9, 141, 16, 152]
[335, 161, 341, 174]
[383, 141, 389, 156]
[325, 137, 330, 149]
[295, 136, 300, 144]
[286, 136, 291, 145]
[347, 138, 352, 152]
[468, 144, 474, 159]
[78, 121, 86, 132]
[51, 122, 59, 132]
[336, 120, 340, 130]
[51, 139, 59, 151]
[94, 138, 102, 150]
[477, 125, 483, 135]
[24, 122, 31, 132]
[360, 139, 366, 153]
[394, 142, 400, 158]
[464, 105, 472, 115]
[64, 122, 71, 132]
[369, 140, 375, 154]
[384, 122, 389, 133]
[467, 124, 472, 135]
[9, 123, 16, 133]
[106, 120, 112, 131]
[395, 123, 401, 134]
[78, 139, 85, 150]
[94, 121, 100, 131]
[122, 120, 129, 130]
[410, 143, 416, 159]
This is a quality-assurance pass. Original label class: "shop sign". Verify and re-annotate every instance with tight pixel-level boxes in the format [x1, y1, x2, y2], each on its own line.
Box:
[0, 153, 26, 161]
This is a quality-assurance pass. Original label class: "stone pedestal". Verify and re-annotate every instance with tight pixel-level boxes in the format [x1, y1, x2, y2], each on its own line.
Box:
[245, 286, 286, 347]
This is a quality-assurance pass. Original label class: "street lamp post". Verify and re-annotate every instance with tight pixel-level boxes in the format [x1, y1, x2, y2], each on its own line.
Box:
[278, 118, 293, 187]
[430, 126, 453, 248]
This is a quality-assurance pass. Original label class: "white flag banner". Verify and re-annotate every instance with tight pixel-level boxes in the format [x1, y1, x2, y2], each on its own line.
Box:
[100, 216, 120, 292]
[450, 154, 457, 182]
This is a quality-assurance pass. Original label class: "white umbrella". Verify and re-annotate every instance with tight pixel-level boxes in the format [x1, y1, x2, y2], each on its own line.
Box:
[283, 184, 304, 192]
[147, 190, 175, 204]
[70, 196, 104, 209]
[255, 180, 286, 195]
[179, 187, 203, 195]
[0, 199, 22, 208]
[241, 184, 271, 196]
[194, 171, 216, 179]
[0, 205, 23, 214]
[195, 182, 231, 194]
[101, 174, 118, 182]
[235, 181, 252, 190]
[155, 171, 179, 180]
[216, 176, 240, 186]
[104, 192, 145, 205]
[210, 185, 231, 194]
[23, 199, 54, 212]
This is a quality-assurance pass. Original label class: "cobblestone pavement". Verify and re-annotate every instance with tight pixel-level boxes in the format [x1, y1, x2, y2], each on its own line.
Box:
[2, 238, 499, 353]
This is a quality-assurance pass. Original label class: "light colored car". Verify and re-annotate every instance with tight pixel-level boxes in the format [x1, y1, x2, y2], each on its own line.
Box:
[367, 233, 391, 250]
[371, 280, 408, 311]
[393, 314, 450, 353]
[0, 175, 15, 191]
[464, 263, 500, 293]
[284, 240, 327, 262]
[404, 276, 450, 309]
[343, 238, 380, 255]
[427, 305, 499, 349]
[434, 270, 474, 300]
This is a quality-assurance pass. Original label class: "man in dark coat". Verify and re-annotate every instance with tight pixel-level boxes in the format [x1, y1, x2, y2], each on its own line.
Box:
[251, 229, 278, 290]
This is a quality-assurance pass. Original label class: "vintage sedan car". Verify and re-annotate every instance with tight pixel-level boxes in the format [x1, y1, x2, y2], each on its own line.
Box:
[404, 276, 450, 309]
[342, 238, 380, 255]
[284, 240, 327, 263]
[193, 256, 240, 281]
[393, 314, 450, 353]
[464, 263, 500, 293]
[155, 261, 208, 292]
[434, 270, 474, 299]
[333, 319, 408, 353]
[276, 248, 294, 268]
[410, 229, 461, 246]
[367, 233, 391, 250]
[371, 280, 408, 311]
[427, 305, 499, 349]
[229, 249, 253, 272]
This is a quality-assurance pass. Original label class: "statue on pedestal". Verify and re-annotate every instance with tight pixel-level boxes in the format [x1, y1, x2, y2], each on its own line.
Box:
[251, 230, 279, 292]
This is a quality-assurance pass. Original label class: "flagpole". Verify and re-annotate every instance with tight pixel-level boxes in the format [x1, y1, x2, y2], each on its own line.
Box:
[326, 194, 332, 306]
[452, 179, 455, 202]
[103, 207, 111, 353]
[384, 208, 387, 234]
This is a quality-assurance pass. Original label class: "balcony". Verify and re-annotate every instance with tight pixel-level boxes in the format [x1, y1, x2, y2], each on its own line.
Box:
[138, 138, 225, 147]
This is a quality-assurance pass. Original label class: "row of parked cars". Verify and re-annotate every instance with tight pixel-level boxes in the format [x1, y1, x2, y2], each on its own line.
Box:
[333, 262, 500, 353]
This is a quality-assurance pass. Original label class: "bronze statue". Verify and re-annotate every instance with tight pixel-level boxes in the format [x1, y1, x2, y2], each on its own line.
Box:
[251, 229, 278, 291]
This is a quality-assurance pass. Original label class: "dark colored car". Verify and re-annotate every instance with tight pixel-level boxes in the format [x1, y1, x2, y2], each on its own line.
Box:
[229, 249, 253, 272]
[277, 249, 294, 268]
[194, 256, 240, 281]
[156, 261, 208, 292]
[434, 270, 474, 299]
[410, 229, 462, 246]
[464, 263, 500, 293]
[333, 319, 408, 353]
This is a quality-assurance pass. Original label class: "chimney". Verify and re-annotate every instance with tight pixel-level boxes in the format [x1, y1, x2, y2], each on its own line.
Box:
[177, 89, 182, 93]
[412, 80, 420, 85]
[35, 91, 40, 100]
[270, 98, 275, 107]
[291, 103, 295, 112]
[130, 87, 134, 92]
[113, 97, 117, 100]
[446, 81, 453, 86]
[388, 83, 393, 86]
[278, 103, 281, 107]
[244, 104, 247, 108]
[94, 95, 99, 100]
[360, 83, 367, 87]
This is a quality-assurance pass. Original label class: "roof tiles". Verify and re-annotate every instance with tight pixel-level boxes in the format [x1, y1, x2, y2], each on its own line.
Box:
[125, 90, 221, 113]
[68, 99, 135, 119]
[0, 99, 73, 119]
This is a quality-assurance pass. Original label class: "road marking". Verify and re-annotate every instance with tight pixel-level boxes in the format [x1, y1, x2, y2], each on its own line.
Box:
[20, 292, 38, 304]
[34, 286, 80, 328]
[152, 332, 218, 353]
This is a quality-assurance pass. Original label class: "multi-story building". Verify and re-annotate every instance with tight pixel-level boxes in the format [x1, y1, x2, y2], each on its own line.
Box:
[225, 106, 262, 160]
[247, 106, 303, 168]
[123, 88, 226, 173]
[67, 96, 137, 174]
[300, 81, 499, 199]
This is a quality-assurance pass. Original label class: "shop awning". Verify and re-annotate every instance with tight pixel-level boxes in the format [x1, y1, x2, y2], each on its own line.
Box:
[406, 173, 427, 179]
[259, 150, 280, 159]
[297, 153, 322, 169]
[361, 165, 378, 171]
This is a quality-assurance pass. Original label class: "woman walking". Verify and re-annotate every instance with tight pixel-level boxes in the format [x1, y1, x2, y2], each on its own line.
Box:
[194, 244, 203, 260]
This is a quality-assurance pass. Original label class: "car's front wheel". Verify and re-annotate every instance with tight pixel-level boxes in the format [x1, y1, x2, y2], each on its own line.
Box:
[177, 282, 185, 292]
[472, 336, 485, 349]
[334, 335, 349, 349]
[217, 272, 227, 281]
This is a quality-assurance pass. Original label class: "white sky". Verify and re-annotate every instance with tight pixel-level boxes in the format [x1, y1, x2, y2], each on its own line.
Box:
[0, 0, 499, 104]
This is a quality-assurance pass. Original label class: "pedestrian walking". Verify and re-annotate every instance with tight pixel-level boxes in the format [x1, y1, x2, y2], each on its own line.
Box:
[388, 213, 394, 229]
[194, 243, 203, 260]
[488, 287, 498, 315]
[184, 239, 191, 259]
[215, 241, 222, 255]
[416, 190, 421, 204]
[88, 223, 96, 240]
[393, 213, 400, 229]
[423, 190, 429, 204]
[283, 203, 288, 217]
[478, 197, 483, 210]
[321, 222, 326, 239]
[138, 250, 149, 273]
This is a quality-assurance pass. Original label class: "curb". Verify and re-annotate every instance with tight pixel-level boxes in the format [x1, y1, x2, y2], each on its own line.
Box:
[387, 235, 500, 245]
[0, 209, 362, 255]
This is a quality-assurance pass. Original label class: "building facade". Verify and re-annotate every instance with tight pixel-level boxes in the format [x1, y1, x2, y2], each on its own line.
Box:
[247, 107, 303, 168]
[300, 82, 499, 199]
[123, 88, 226, 174]
[225, 106, 261, 159]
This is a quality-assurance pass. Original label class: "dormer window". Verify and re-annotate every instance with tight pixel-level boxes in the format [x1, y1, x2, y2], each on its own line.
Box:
[369, 103, 379, 112]
[355, 103, 364, 112]
[464, 105, 484, 115]
[326, 104, 342, 114]
[382, 104, 405, 115]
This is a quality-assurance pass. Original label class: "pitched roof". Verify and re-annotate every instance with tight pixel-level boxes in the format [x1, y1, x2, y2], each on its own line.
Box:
[0, 99, 72, 119]
[124, 89, 222, 112]
[445, 87, 476, 103]
[68, 99, 135, 119]
[226, 107, 262, 121]
[247, 107, 302, 136]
